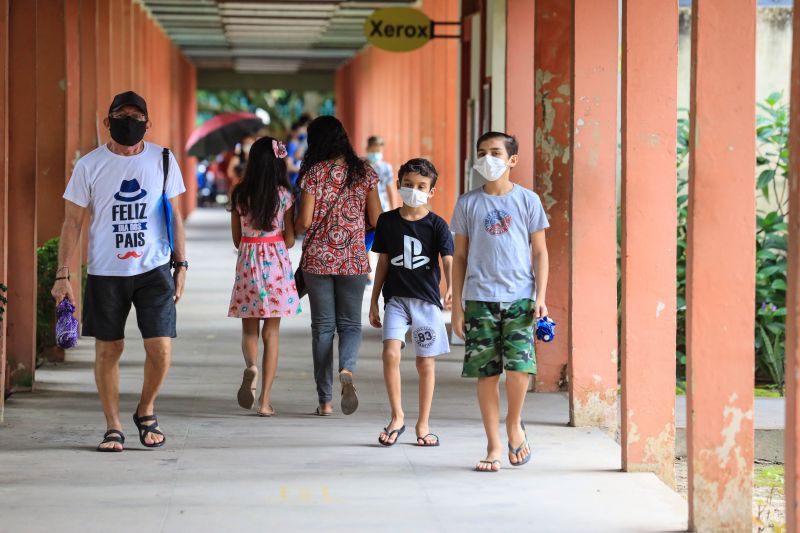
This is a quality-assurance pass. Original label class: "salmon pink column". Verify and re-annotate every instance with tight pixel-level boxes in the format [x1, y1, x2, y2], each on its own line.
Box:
[505, 0, 534, 190]
[620, 0, 678, 485]
[785, 4, 800, 531]
[686, 0, 756, 529]
[7, 0, 38, 390]
[0, 0, 8, 419]
[532, 0, 571, 392]
[568, 0, 618, 431]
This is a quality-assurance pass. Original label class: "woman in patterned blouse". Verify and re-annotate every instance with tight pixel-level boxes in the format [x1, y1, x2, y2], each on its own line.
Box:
[295, 116, 382, 416]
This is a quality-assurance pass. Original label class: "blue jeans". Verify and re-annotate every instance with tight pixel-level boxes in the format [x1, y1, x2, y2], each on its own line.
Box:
[304, 273, 368, 403]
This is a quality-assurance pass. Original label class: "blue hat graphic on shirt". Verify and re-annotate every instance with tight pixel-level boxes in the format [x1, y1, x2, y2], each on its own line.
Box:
[114, 179, 147, 202]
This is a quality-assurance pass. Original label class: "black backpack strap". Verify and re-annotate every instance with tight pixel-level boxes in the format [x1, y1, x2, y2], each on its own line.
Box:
[162, 148, 170, 194]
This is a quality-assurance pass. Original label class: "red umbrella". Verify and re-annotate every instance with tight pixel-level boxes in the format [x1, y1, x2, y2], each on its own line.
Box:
[185, 112, 264, 158]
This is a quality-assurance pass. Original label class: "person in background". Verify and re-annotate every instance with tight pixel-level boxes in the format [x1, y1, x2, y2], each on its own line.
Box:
[366, 136, 399, 283]
[227, 134, 258, 187]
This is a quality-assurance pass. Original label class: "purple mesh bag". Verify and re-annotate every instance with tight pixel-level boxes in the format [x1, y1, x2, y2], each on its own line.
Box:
[55, 299, 79, 349]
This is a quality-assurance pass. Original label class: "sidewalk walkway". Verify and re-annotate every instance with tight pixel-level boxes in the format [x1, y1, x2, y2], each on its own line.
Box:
[0, 208, 687, 533]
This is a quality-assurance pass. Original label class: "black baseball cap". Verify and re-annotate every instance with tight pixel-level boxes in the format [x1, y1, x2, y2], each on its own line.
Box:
[108, 91, 148, 117]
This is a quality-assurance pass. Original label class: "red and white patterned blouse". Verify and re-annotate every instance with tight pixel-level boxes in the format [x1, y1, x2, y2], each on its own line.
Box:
[300, 160, 378, 275]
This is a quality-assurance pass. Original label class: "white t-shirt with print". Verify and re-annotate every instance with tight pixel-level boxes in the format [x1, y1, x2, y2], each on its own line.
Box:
[63, 142, 186, 276]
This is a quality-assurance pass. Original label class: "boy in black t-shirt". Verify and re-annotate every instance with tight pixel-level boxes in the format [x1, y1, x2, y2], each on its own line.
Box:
[369, 158, 454, 447]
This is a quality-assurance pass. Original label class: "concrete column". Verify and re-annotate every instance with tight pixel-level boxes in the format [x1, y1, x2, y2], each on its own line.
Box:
[567, 0, 618, 431]
[78, 0, 96, 277]
[109, 0, 124, 96]
[686, 0, 756, 530]
[620, 0, 678, 486]
[784, 4, 800, 531]
[533, 0, 571, 392]
[0, 0, 8, 421]
[505, 0, 534, 190]
[79, 0, 98, 154]
[95, 0, 110, 145]
[35, 0, 68, 246]
[7, 0, 38, 390]
[64, 0, 81, 307]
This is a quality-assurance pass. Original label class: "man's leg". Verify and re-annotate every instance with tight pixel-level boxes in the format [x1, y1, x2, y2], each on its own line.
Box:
[137, 336, 171, 445]
[379, 340, 404, 444]
[95, 339, 125, 450]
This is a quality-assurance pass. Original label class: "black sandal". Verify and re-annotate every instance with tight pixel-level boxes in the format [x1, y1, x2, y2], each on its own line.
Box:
[96, 429, 125, 452]
[133, 409, 166, 448]
[378, 425, 405, 447]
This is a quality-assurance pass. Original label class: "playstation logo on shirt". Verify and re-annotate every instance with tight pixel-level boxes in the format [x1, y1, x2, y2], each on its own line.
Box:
[391, 235, 430, 270]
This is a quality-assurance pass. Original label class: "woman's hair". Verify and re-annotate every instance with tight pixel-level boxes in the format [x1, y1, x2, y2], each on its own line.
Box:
[299, 115, 368, 188]
[230, 136, 292, 232]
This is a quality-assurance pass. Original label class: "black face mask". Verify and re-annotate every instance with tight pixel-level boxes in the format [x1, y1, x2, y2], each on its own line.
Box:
[109, 116, 147, 146]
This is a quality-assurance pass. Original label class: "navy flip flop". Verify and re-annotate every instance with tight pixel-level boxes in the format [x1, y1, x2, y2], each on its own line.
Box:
[508, 421, 531, 466]
[378, 425, 405, 446]
[416, 433, 440, 447]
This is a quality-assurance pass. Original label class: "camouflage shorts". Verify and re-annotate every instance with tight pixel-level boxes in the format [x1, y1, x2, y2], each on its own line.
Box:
[461, 299, 536, 378]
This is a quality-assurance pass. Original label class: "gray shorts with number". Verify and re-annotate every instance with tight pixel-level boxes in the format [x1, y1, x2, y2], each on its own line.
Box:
[382, 296, 450, 357]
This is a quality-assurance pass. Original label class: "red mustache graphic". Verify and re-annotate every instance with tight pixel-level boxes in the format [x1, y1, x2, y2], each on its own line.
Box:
[117, 251, 143, 260]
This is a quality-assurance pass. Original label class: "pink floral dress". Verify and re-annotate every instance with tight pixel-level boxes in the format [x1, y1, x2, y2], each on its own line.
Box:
[228, 187, 301, 319]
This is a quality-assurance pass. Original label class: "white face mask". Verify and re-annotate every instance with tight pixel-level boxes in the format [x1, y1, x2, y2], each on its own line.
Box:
[473, 155, 508, 182]
[399, 187, 430, 208]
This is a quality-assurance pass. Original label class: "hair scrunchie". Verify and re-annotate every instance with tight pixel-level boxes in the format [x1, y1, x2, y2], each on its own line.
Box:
[273, 139, 288, 159]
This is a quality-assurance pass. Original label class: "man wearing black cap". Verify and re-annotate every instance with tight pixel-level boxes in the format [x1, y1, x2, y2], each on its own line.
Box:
[51, 90, 188, 452]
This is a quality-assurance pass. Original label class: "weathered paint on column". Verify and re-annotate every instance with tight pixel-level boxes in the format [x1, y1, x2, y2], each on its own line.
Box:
[0, 0, 9, 420]
[784, 4, 800, 531]
[620, 0, 678, 486]
[686, 0, 756, 530]
[533, 0, 570, 392]
[505, 0, 534, 190]
[7, 0, 38, 390]
[568, 0, 618, 431]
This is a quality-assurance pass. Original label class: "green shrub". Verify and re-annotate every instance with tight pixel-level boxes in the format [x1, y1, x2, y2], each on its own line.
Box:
[674, 93, 788, 392]
[36, 238, 59, 357]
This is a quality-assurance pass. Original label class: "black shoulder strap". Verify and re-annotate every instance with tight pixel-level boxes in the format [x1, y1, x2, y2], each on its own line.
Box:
[162, 148, 170, 194]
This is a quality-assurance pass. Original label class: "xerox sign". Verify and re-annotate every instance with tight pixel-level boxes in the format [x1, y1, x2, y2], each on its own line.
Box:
[364, 7, 433, 52]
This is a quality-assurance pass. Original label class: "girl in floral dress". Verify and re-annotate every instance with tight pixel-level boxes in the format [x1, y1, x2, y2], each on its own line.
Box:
[229, 137, 301, 417]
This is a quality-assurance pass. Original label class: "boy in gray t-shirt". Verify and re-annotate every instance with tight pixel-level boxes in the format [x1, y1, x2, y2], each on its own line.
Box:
[451, 131, 550, 472]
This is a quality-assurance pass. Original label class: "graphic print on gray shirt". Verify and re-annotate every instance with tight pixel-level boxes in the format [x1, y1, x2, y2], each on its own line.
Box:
[450, 184, 549, 303]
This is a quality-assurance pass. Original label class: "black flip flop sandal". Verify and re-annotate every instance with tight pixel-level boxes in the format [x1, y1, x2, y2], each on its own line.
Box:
[378, 424, 405, 446]
[416, 433, 440, 447]
[96, 429, 125, 452]
[133, 409, 166, 448]
[475, 459, 501, 472]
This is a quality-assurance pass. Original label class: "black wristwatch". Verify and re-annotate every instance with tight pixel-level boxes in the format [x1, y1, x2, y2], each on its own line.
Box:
[172, 260, 189, 270]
